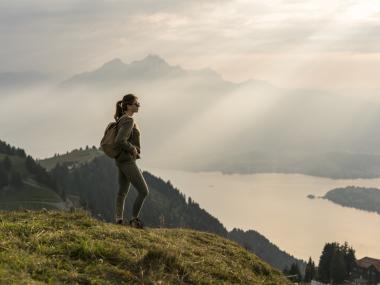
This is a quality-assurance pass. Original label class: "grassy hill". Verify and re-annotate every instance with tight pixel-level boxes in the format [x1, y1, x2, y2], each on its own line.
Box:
[0, 209, 292, 285]
[37, 147, 103, 171]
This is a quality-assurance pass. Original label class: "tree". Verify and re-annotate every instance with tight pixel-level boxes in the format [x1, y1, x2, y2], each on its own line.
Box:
[9, 170, 23, 188]
[166, 179, 173, 188]
[283, 266, 289, 276]
[342, 241, 356, 275]
[14, 148, 26, 157]
[25, 155, 37, 173]
[290, 262, 302, 282]
[318, 242, 336, 283]
[50, 163, 69, 186]
[3, 156, 12, 172]
[51, 163, 69, 200]
[317, 241, 356, 284]
[304, 257, 316, 282]
[0, 140, 26, 157]
[59, 187, 67, 201]
[25, 155, 58, 191]
[0, 164, 8, 188]
[330, 249, 347, 284]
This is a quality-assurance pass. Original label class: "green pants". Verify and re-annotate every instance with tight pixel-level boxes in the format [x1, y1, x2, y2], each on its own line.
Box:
[115, 160, 149, 221]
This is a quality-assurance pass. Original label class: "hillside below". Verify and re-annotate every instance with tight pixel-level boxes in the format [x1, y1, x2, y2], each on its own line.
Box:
[0, 209, 292, 284]
[0, 144, 67, 211]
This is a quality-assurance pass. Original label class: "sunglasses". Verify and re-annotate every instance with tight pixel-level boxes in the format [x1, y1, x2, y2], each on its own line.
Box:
[129, 102, 140, 107]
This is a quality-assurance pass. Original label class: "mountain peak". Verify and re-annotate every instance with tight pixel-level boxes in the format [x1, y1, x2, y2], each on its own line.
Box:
[100, 58, 125, 69]
[145, 54, 167, 62]
[135, 54, 169, 66]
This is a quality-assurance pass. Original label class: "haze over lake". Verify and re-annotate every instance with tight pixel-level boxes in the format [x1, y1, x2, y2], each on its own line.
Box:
[143, 166, 380, 262]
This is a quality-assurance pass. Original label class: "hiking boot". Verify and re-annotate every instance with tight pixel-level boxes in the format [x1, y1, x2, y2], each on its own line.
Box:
[129, 217, 144, 229]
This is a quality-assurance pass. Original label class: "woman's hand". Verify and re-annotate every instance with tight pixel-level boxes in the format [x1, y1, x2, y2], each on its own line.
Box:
[132, 147, 139, 158]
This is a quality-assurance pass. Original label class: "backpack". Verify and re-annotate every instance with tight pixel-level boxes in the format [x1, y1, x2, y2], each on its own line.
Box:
[100, 119, 122, 158]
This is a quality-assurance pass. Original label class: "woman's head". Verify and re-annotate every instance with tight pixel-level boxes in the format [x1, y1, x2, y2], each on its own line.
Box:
[114, 93, 140, 121]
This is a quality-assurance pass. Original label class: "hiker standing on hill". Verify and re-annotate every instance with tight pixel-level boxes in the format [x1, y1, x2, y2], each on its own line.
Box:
[113, 93, 149, 229]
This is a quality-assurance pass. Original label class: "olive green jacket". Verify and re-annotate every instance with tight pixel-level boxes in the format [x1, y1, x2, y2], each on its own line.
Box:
[114, 114, 141, 163]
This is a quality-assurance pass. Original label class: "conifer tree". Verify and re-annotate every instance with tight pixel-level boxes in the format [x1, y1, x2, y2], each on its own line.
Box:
[289, 262, 302, 282]
[317, 241, 356, 284]
[318, 242, 336, 283]
[10, 170, 23, 188]
[0, 164, 8, 188]
[3, 156, 12, 172]
[330, 249, 347, 284]
[304, 257, 316, 282]
[342, 241, 356, 274]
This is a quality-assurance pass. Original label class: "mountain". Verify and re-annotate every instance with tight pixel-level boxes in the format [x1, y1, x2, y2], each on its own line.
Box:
[0, 209, 292, 284]
[60, 54, 228, 88]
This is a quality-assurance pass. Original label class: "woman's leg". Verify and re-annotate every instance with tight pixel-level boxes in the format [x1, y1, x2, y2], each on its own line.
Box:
[115, 165, 131, 221]
[129, 163, 149, 218]
[117, 161, 149, 219]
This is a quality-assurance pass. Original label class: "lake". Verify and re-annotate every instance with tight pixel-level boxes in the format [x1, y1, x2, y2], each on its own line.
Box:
[142, 166, 380, 262]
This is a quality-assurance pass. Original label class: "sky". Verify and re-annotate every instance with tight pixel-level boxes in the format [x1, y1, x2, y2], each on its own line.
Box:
[1, 0, 380, 90]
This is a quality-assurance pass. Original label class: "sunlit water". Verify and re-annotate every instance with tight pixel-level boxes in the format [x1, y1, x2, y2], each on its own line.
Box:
[143, 166, 380, 262]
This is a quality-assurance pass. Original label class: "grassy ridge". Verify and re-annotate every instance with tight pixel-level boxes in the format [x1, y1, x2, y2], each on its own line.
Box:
[37, 149, 103, 171]
[0, 209, 291, 284]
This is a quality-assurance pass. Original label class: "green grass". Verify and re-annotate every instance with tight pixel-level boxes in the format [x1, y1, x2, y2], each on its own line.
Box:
[0, 209, 292, 284]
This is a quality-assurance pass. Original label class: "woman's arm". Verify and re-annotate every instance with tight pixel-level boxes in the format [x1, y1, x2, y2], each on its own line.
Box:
[114, 116, 136, 153]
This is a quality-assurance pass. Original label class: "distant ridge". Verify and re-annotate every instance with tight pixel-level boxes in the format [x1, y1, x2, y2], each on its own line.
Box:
[59, 53, 272, 91]
[60, 54, 188, 87]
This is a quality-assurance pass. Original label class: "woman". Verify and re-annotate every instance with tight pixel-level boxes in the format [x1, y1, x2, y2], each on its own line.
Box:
[113, 93, 149, 229]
